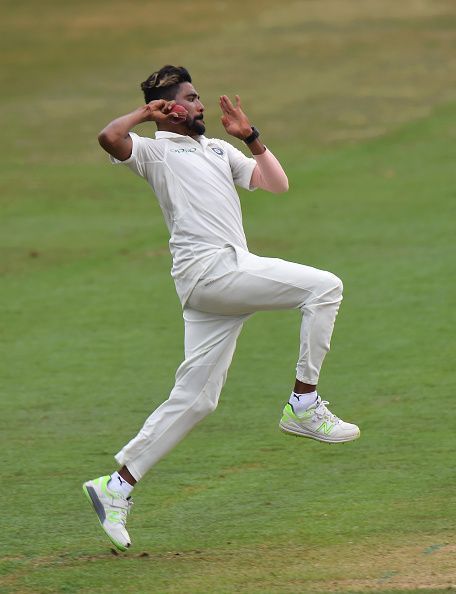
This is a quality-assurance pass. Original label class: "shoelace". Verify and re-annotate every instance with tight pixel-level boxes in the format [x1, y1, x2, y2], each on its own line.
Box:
[314, 400, 341, 425]
[109, 497, 134, 526]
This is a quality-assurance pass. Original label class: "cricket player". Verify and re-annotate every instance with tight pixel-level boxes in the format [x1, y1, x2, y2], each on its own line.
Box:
[83, 65, 360, 551]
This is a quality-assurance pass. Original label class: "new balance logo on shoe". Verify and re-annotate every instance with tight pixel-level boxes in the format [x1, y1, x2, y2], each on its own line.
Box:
[317, 421, 334, 435]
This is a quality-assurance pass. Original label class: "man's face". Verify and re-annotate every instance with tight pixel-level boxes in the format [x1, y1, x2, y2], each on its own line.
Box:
[174, 82, 205, 135]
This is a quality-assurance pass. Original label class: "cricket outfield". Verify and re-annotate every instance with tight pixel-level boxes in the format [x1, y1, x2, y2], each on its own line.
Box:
[1, 1, 455, 592]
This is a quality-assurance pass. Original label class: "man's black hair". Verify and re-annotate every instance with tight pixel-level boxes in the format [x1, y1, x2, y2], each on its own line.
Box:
[140, 65, 192, 103]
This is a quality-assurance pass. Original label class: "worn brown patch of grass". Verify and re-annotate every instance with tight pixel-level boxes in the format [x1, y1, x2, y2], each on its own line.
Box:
[1, 537, 454, 593]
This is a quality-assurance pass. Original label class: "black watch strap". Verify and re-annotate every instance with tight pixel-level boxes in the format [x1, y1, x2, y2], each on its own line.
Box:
[243, 126, 260, 145]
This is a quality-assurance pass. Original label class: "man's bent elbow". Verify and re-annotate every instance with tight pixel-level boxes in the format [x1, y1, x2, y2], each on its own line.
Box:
[273, 177, 289, 194]
[98, 129, 114, 150]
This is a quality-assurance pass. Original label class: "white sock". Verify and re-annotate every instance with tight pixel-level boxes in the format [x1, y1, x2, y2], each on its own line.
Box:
[289, 391, 318, 414]
[108, 471, 134, 497]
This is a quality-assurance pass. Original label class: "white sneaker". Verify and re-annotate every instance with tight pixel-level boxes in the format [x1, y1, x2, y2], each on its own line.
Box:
[83, 475, 133, 551]
[279, 395, 360, 443]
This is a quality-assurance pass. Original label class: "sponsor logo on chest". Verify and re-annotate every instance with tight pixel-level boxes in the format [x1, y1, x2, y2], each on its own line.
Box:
[170, 147, 197, 153]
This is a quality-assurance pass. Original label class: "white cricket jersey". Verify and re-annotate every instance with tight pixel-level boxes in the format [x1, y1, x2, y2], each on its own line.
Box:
[111, 131, 257, 305]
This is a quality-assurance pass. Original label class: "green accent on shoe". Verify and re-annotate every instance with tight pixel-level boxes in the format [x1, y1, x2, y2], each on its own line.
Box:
[281, 403, 296, 422]
[98, 475, 111, 495]
[281, 403, 314, 423]
[316, 421, 335, 435]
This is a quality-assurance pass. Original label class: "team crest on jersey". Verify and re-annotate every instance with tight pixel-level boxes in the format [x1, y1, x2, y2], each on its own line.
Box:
[211, 146, 224, 156]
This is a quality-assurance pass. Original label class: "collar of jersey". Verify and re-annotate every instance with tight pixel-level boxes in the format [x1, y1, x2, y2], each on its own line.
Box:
[155, 131, 206, 141]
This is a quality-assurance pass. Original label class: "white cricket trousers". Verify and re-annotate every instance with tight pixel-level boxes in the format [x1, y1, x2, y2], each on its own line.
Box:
[115, 246, 343, 480]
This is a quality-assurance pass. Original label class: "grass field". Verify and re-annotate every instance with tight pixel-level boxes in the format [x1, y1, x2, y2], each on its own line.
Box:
[1, 1, 456, 593]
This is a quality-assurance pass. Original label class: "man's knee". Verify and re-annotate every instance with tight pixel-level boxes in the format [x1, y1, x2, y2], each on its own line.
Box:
[186, 388, 219, 424]
[311, 271, 343, 303]
[174, 370, 224, 423]
[328, 272, 343, 296]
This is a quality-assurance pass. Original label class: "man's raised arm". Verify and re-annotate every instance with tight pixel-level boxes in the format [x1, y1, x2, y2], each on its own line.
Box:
[219, 94, 288, 194]
[98, 100, 184, 162]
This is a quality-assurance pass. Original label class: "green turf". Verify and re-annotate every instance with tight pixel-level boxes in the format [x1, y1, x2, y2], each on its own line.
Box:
[1, 1, 455, 592]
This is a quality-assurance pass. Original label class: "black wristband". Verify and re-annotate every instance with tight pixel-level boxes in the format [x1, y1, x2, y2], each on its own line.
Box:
[243, 126, 260, 145]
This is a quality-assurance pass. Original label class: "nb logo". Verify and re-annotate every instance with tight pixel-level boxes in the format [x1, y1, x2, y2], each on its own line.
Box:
[317, 421, 334, 435]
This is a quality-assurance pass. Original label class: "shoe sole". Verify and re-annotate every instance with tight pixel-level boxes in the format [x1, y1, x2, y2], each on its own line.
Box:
[279, 421, 360, 443]
[82, 483, 130, 552]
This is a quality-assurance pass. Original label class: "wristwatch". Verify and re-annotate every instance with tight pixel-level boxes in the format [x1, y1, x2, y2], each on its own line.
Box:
[243, 126, 260, 145]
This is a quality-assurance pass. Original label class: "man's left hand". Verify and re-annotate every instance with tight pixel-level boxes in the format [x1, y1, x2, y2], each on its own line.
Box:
[219, 95, 252, 140]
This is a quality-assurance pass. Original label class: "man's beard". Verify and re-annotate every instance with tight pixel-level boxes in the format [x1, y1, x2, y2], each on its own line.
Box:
[189, 116, 205, 135]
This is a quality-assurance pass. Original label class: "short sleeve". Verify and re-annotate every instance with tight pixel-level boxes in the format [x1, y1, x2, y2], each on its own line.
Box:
[220, 140, 257, 191]
[110, 132, 164, 178]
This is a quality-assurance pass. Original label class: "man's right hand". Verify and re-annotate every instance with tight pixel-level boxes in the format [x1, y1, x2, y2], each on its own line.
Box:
[145, 100, 187, 124]
[98, 101, 188, 162]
